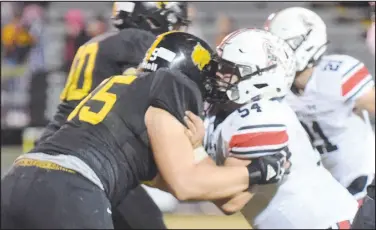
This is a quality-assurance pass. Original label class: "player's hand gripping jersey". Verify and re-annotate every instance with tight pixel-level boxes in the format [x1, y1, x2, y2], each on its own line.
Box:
[286, 54, 375, 199]
[205, 99, 358, 229]
[38, 28, 155, 143]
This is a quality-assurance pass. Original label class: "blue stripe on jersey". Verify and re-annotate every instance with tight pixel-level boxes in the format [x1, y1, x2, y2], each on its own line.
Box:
[342, 61, 361, 78]
[238, 124, 286, 131]
[230, 146, 286, 155]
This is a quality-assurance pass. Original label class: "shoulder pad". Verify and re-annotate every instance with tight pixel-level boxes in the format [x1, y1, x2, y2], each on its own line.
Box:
[221, 100, 288, 158]
[319, 55, 373, 101]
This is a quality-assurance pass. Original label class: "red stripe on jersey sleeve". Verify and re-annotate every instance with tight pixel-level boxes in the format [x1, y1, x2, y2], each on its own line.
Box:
[229, 130, 288, 149]
[342, 66, 370, 97]
[336, 220, 351, 229]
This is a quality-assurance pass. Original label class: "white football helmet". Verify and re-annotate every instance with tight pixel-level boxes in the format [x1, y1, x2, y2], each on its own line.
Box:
[216, 28, 296, 104]
[264, 7, 328, 72]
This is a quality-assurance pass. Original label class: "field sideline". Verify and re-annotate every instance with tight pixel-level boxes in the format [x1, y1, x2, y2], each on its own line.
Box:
[1, 146, 252, 229]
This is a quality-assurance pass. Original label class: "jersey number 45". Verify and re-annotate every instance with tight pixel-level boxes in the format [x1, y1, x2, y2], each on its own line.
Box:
[67, 75, 136, 125]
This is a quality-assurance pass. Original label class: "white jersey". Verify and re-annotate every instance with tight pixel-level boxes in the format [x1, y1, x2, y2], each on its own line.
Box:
[205, 100, 319, 169]
[286, 54, 375, 197]
[204, 99, 358, 229]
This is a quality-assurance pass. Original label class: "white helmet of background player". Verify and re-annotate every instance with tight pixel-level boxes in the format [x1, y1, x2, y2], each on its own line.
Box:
[216, 28, 296, 104]
[264, 7, 328, 72]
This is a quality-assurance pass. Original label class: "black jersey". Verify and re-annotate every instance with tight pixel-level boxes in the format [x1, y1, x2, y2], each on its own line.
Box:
[33, 69, 203, 205]
[38, 28, 155, 143]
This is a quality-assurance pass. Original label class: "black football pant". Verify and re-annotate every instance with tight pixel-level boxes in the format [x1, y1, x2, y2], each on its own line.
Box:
[1, 164, 166, 229]
[112, 185, 167, 229]
[1, 165, 114, 229]
[351, 195, 375, 229]
[351, 179, 375, 229]
[34, 139, 166, 228]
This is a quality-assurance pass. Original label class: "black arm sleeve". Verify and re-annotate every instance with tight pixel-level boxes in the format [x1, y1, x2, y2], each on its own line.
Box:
[149, 68, 204, 125]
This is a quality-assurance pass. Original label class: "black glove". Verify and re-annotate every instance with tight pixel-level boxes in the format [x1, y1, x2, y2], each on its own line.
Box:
[246, 147, 292, 186]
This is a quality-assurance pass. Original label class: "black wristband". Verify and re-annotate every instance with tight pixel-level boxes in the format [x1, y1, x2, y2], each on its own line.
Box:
[246, 159, 263, 187]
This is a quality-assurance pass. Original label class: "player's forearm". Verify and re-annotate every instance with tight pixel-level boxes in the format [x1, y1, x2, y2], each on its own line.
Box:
[173, 161, 249, 201]
[360, 100, 375, 118]
[355, 87, 375, 118]
[214, 191, 254, 215]
[147, 107, 249, 201]
[366, 104, 375, 118]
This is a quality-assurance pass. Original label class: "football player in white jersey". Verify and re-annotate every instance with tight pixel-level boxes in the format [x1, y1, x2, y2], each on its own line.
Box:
[264, 7, 375, 203]
[203, 28, 359, 229]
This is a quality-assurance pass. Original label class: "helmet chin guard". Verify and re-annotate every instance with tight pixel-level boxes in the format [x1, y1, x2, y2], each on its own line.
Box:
[226, 64, 278, 104]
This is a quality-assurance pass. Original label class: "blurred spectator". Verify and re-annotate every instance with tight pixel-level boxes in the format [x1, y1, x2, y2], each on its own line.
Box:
[215, 14, 236, 46]
[21, 4, 47, 73]
[86, 15, 108, 38]
[23, 1, 50, 9]
[1, 3, 47, 129]
[1, 7, 34, 65]
[63, 9, 90, 71]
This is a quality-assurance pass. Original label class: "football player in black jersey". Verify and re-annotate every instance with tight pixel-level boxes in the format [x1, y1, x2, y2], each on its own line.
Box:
[1, 31, 290, 229]
[38, 1, 190, 145]
[30, 2, 189, 229]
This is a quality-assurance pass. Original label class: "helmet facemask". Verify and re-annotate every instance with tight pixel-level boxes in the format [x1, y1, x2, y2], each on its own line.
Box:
[286, 28, 328, 72]
[202, 56, 240, 104]
[206, 55, 278, 105]
[200, 57, 226, 104]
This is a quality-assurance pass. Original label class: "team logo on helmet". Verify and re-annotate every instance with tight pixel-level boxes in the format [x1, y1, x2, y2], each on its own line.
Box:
[191, 43, 211, 71]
